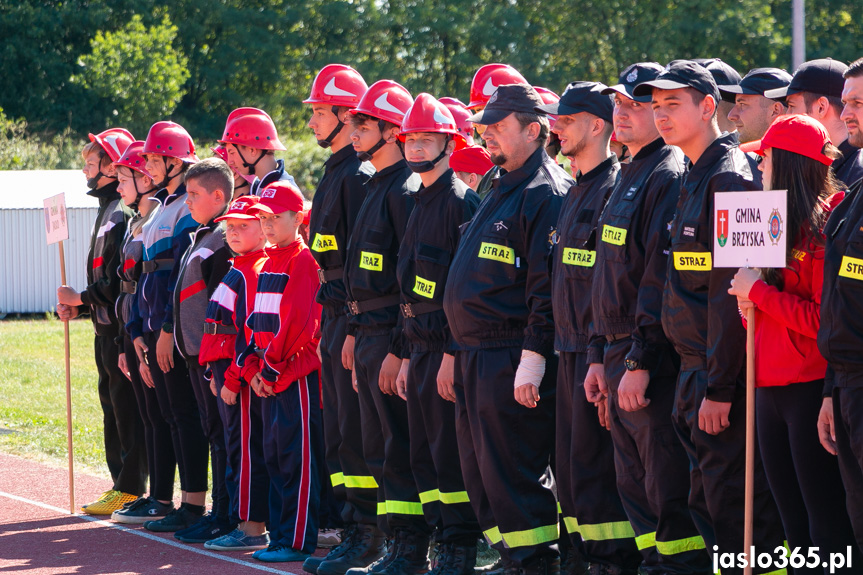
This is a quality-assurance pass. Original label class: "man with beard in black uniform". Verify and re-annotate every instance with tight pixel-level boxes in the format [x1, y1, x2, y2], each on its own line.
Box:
[443, 84, 573, 575]
[535, 81, 642, 575]
[633, 61, 784, 574]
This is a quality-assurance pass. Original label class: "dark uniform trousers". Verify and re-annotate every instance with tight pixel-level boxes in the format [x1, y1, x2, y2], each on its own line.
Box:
[758, 382, 859, 574]
[454, 346, 559, 567]
[321, 308, 378, 526]
[122, 335, 171, 500]
[189, 361, 229, 519]
[671, 364, 785, 575]
[407, 349, 480, 543]
[556, 351, 641, 572]
[604, 340, 711, 574]
[211, 358, 269, 524]
[262, 371, 322, 553]
[143, 330, 209, 493]
[832, 385, 863, 556]
[96, 333, 147, 495]
[354, 328, 429, 536]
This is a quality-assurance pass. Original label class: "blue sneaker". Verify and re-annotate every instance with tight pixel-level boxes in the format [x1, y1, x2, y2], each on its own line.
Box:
[204, 528, 270, 551]
[175, 514, 236, 543]
[255, 543, 311, 563]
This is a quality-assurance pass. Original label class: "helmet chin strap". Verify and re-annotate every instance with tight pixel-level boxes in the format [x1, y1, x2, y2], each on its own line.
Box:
[406, 137, 450, 173]
[357, 120, 389, 162]
[317, 106, 345, 149]
[87, 158, 115, 190]
[129, 175, 155, 212]
[157, 156, 181, 189]
[233, 144, 265, 175]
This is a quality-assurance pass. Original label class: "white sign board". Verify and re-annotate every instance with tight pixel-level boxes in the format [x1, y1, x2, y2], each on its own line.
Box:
[713, 189, 787, 268]
[43, 193, 69, 245]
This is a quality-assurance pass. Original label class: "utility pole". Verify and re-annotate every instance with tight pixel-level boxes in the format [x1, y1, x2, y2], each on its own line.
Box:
[792, 0, 805, 70]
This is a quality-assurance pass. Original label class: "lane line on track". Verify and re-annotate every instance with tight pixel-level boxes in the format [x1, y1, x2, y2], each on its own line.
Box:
[0, 490, 298, 575]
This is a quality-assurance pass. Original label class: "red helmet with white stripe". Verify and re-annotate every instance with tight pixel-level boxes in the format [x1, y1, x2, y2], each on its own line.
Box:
[143, 121, 199, 163]
[534, 86, 561, 128]
[89, 128, 135, 162]
[439, 97, 474, 148]
[350, 80, 413, 127]
[219, 107, 286, 151]
[468, 64, 528, 109]
[399, 93, 459, 139]
[304, 64, 368, 108]
[112, 141, 152, 178]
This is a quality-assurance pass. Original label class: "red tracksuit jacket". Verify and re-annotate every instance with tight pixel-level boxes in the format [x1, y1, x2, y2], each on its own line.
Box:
[243, 239, 322, 393]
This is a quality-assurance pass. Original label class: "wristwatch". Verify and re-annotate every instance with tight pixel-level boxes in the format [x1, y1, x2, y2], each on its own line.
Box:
[625, 357, 645, 372]
[161, 322, 174, 334]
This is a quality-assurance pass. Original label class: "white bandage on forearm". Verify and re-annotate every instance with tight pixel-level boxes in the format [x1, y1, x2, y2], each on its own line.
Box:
[513, 349, 546, 390]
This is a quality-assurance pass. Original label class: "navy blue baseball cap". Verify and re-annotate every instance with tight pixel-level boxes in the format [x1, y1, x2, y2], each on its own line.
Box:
[764, 58, 849, 100]
[534, 81, 614, 123]
[632, 60, 721, 103]
[718, 67, 793, 103]
[693, 58, 742, 88]
[467, 84, 546, 125]
[602, 62, 665, 103]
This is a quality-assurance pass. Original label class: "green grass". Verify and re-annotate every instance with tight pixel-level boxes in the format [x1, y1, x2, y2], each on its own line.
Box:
[0, 318, 108, 476]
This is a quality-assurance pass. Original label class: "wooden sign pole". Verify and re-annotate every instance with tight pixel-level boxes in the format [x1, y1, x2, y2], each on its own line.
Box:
[743, 306, 756, 575]
[59, 241, 76, 515]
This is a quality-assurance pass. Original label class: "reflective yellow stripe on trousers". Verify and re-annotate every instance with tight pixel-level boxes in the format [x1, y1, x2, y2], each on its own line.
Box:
[344, 475, 378, 489]
[562, 516, 636, 541]
[419, 489, 470, 505]
[376, 500, 424, 515]
[655, 535, 706, 555]
[501, 523, 560, 548]
[331, 472, 345, 488]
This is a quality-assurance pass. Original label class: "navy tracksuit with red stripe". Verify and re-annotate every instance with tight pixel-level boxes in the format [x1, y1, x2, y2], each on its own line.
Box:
[202, 248, 271, 524]
[243, 239, 323, 552]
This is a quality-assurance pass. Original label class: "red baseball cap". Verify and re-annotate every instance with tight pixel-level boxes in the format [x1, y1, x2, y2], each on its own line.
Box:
[248, 181, 306, 215]
[754, 114, 833, 166]
[214, 195, 261, 222]
[450, 146, 494, 175]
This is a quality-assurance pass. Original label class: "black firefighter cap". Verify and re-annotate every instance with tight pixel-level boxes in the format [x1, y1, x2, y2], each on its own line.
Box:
[602, 62, 665, 103]
[534, 81, 614, 123]
[764, 58, 849, 100]
[718, 67, 793, 103]
[467, 84, 545, 125]
[632, 60, 721, 103]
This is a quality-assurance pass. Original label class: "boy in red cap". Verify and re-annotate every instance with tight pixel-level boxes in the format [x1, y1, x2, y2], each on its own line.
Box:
[449, 146, 494, 190]
[200, 195, 272, 552]
[242, 180, 323, 563]
[57, 127, 146, 515]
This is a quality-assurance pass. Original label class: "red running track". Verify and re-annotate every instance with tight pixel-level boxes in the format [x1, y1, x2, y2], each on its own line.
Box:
[0, 452, 325, 574]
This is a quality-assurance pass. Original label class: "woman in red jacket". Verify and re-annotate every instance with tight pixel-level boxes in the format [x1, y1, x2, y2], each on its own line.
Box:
[728, 114, 858, 572]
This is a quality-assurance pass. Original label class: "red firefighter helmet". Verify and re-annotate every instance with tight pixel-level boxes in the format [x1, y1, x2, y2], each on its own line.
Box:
[468, 64, 529, 109]
[439, 97, 474, 148]
[350, 80, 413, 127]
[112, 141, 152, 178]
[219, 107, 286, 151]
[142, 121, 199, 163]
[399, 93, 459, 140]
[534, 86, 561, 128]
[88, 128, 135, 163]
[303, 64, 369, 108]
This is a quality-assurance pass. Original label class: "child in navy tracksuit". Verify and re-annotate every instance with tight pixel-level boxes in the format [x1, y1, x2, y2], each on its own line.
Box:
[241, 180, 323, 563]
[200, 195, 272, 552]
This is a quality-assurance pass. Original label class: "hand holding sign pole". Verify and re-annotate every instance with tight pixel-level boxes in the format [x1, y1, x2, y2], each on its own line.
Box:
[44, 193, 75, 515]
[715, 189, 786, 574]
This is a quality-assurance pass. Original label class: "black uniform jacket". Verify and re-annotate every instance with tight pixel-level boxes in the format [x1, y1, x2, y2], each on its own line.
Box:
[396, 169, 480, 354]
[443, 147, 573, 356]
[592, 139, 685, 370]
[552, 154, 620, 359]
[309, 145, 374, 312]
[819, 178, 863, 391]
[661, 132, 758, 403]
[344, 159, 419, 357]
[834, 139, 863, 189]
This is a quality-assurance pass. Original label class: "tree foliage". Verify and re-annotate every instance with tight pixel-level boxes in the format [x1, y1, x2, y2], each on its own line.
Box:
[74, 14, 190, 137]
[1, 0, 862, 143]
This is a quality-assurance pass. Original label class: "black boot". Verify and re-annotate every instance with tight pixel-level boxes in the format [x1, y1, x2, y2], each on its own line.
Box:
[437, 542, 478, 575]
[513, 556, 561, 575]
[346, 528, 405, 575]
[586, 564, 628, 575]
[379, 531, 431, 575]
[305, 524, 360, 574]
[318, 523, 388, 575]
[480, 554, 512, 575]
